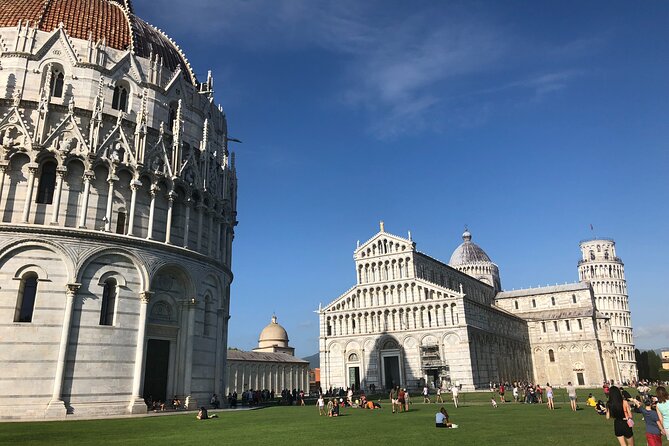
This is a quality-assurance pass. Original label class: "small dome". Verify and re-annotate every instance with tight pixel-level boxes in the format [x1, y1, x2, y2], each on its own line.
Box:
[258, 315, 289, 348]
[449, 229, 491, 265]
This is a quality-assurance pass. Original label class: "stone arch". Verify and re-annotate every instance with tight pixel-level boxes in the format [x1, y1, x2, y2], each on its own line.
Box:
[0, 239, 73, 281]
[76, 247, 148, 291]
[150, 263, 196, 300]
[442, 332, 461, 346]
[200, 272, 224, 308]
[420, 334, 438, 346]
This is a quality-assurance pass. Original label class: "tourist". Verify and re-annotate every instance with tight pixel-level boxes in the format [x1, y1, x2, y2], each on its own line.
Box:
[300, 390, 305, 406]
[423, 385, 430, 404]
[390, 386, 399, 413]
[587, 393, 596, 407]
[317, 395, 325, 416]
[536, 384, 543, 404]
[566, 381, 577, 411]
[326, 398, 334, 417]
[210, 394, 220, 409]
[347, 387, 353, 406]
[499, 383, 505, 403]
[331, 400, 340, 417]
[596, 400, 607, 415]
[606, 386, 634, 446]
[452, 385, 459, 408]
[435, 407, 455, 428]
[404, 388, 411, 412]
[436, 387, 443, 403]
[196, 406, 217, 420]
[656, 386, 669, 441]
[490, 397, 498, 408]
[172, 396, 181, 410]
[630, 396, 662, 446]
[196, 406, 209, 420]
[546, 383, 554, 410]
[512, 384, 519, 402]
[398, 387, 406, 412]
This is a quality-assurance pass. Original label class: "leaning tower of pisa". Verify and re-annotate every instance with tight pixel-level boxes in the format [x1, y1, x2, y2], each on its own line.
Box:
[578, 238, 637, 382]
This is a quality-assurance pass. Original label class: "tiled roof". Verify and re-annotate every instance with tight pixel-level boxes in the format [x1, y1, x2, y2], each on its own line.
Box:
[227, 350, 309, 364]
[496, 282, 590, 299]
[0, 0, 192, 80]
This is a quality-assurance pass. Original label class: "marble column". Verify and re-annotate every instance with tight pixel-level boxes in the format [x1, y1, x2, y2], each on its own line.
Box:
[49, 167, 67, 225]
[128, 291, 152, 413]
[165, 191, 175, 244]
[0, 164, 7, 200]
[45, 283, 81, 418]
[104, 175, 117, 232]
[21, 164, 38, 223]
[183, 298, 197, 407]
[146, 185, 157, 239]
[214, 308, 224, 396]
[78, 171, 94, 228]
[126, 180, 140, 236]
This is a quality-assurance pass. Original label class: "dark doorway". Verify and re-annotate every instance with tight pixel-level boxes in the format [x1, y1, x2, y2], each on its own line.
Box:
[427, 368, 440, 388]
[348, 367, 360, 391]
[576, 372, 585, 386]
[383, 356, 400, 389]
[143, 339, 170, 403]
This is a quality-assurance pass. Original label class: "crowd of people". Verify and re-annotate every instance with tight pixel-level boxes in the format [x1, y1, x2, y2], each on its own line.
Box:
[223, 388, 307, 407]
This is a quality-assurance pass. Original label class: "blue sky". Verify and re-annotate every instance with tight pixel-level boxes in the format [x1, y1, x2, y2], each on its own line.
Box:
[135, 0, 669, 356]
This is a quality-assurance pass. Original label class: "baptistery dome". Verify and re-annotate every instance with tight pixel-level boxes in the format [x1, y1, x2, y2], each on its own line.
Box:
[0, 0, 237, 419]
[0, 0, 194, 80]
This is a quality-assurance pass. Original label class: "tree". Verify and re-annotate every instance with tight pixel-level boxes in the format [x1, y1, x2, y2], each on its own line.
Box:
[638, 351, 650, 380]
[647, 351, 662, 381]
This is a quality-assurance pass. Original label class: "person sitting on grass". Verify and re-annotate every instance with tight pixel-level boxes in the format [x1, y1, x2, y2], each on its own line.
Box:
[595, 400, 607, 415]
[196, 407, 217, 420]
[491, 397, 498, 408]
[435, 407, 458, 428]
[361, 400, 382, 410]
[587, 393, 597, 407]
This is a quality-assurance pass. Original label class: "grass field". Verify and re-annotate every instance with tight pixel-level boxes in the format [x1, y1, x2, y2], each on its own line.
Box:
[0, 389, 658, 445]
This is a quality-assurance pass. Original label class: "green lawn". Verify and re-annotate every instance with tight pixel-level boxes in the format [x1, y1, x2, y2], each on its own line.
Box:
[0, 390, 655, 445]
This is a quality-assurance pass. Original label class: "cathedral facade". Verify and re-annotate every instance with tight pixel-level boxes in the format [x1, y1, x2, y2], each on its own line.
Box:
[0, 0, 236, 419]
[318, 224, 635, 392]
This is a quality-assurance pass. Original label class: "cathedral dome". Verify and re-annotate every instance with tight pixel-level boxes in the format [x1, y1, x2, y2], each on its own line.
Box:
[258, 315, 289, 348]
[449, 229, 492, 266]
[0, 0, 196, 83]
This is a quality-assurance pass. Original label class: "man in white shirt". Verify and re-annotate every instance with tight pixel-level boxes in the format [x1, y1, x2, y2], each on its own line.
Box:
[451, 385, 459, 408]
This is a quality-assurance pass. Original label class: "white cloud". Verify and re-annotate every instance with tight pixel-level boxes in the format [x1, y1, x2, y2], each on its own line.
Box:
[142, 1, 588, 138]
[634, 324, 669, 349]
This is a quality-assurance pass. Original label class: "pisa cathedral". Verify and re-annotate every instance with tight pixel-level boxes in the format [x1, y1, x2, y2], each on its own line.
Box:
[0, 0, 236, 418]
[318, 224, 636, 391]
